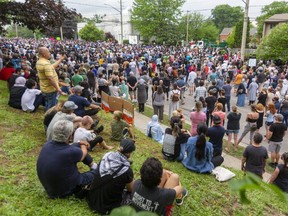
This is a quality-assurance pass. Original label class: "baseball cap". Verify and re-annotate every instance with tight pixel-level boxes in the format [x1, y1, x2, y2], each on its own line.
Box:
[63, 101, 78, 110]
[73, 85, 84, 93]
[120, 139, 136, 154]
[212, 115, 221, 125]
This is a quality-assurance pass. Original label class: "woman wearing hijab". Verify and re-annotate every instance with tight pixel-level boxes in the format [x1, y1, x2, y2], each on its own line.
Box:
[136, 79, 147, 112]
[8, 76, 27, 109]
[146, 115, 164, 143]
[247, 78, 258, 105]
[236, 81, 246, 107]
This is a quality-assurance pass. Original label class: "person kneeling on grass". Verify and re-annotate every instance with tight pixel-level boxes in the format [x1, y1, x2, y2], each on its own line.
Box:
[241, 133, 268, 179]
[73, 115, 113, 151]
[37, 120, 98, 199]
[86, 139, 135, 215]
[131, 157, 188, 215]
[111, 110, 134, 141]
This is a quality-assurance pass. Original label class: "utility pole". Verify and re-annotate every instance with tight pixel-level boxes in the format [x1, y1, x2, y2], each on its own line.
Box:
[120, 0, 123, 44]
[240, 0, 249, 62]
[60, 26, 63, 40]
[186, 11, 189, 45]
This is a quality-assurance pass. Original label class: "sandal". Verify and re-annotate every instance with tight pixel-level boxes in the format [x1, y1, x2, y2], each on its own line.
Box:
[224, 147, 230, 153]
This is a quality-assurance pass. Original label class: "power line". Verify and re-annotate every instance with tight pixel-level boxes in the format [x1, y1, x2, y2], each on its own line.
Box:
[63, 1, 111, 8]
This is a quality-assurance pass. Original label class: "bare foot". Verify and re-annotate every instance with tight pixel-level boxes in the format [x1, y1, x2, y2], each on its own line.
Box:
[224, 147, 230, 153]
[105, 146, 114, 150]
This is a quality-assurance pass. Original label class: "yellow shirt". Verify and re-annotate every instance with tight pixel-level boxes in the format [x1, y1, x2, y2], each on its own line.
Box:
[36, 58, 59, 93]
[234, 74, 243, 85]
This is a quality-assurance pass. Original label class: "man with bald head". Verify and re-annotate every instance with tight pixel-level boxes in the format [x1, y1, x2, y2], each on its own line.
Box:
[36, 47, 65, 110]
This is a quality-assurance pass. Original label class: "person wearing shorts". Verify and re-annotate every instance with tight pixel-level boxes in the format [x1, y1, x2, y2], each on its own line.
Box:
[225, 107, 241, 151]
[267, 114, 287, 168]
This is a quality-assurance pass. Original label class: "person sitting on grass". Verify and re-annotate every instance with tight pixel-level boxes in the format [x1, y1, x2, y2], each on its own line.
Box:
[182, 123, 223, 173]
[86, 139, 136, 215]
[268, 152, 288, 193]
[37, 120, 98, 199]
[21, 79, 45, 112]
[131, 157, 188, 215]
[241, 133, 268, 179]
[73, 115, 113, 151]
[68, 85, 101, 117]
[8, 76, 26, 109]
[43, 101, 65, 131]
[111, 110, 133, 141]
[46, 101, 82, 141]
[146, 115, 164, 143]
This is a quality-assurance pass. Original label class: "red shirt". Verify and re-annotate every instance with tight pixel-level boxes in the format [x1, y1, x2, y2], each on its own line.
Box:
[0, 67, 15, 81]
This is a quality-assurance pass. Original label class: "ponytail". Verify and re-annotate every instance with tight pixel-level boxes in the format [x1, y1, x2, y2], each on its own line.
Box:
[195, 133, 206, 160]
[172, 122, 181, 137]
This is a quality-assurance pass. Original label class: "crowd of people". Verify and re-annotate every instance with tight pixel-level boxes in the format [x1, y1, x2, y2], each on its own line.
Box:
[0, 37, 288, 215]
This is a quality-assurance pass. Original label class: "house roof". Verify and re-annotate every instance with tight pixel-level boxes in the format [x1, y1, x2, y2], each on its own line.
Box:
[264, 13, 288, 23]
[220, 28, 233, 36]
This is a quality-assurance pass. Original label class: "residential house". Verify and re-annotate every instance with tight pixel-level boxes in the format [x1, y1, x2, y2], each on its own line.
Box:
[262, 13, 288, 37]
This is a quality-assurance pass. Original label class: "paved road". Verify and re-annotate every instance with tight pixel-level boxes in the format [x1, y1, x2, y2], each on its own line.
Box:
[145, 86, 288, 154]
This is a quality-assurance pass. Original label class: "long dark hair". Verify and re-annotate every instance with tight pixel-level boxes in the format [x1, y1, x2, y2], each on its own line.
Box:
[156, 86, 163, 94]
[170, 116, 182, 137]
[195, 123, 208, 161]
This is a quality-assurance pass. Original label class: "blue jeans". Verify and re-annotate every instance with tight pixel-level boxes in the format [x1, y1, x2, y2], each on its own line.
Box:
[43, 91, 58, 111]
[225, 95, 231, 112]
[281, 111, 288, 127]
[176, 143, 187, 162]
[237, 94, 245, 107]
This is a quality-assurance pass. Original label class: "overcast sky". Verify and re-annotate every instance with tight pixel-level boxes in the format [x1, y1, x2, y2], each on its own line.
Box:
[16, 0, 283, 20]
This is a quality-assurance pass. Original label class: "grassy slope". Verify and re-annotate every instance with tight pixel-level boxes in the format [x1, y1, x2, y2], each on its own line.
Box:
[0, 80, 287, 216]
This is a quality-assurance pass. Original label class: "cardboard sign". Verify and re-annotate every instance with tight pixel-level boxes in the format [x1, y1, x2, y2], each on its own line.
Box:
[123, 100, 134, 125]
[101, 92, 110, 113]
[109, 96, 123, 112]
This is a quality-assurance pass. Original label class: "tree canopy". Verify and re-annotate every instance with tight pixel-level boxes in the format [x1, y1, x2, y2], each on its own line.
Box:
[226, 19, 250, 48]
[131, 0, 185, 44]
[211, 4, 243, 31]
[256, 1, 288, 37]
[78, 21, 104, 42]
[256, 23, 288, 60]
[0, 0, 78, 33]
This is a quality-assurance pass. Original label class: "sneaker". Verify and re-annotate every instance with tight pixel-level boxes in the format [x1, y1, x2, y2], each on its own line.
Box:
[175, 188, 188, 206]
[94, 125, 104, 134]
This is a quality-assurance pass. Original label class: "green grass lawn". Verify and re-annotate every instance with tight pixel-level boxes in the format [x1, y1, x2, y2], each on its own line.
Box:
[0, 80, 287, 215]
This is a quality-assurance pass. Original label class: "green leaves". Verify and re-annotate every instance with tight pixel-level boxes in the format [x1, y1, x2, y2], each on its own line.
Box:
[230, 172, 288, 204]
[109, 206, 157, 216]
[256, 23, 288, 60]
[78, 21, 105, 42]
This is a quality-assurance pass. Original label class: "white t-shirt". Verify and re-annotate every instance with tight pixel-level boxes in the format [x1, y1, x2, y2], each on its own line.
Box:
[21, 88, 41, 111]
[109, 86, 119, 97]
[188, 71, 197, 84]
[73, 127, 96, 142]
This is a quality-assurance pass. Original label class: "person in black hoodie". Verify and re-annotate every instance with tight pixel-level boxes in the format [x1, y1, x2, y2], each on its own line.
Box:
[225, 106, 241, 152]
[8, 76, 26, 109]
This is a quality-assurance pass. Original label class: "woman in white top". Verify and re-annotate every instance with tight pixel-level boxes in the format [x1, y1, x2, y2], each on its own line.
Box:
[169, 83, 181, 117]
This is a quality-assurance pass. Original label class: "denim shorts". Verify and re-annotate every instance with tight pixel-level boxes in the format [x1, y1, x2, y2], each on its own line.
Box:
[226, 129, 239, 134]
[265, 121, 273, 126]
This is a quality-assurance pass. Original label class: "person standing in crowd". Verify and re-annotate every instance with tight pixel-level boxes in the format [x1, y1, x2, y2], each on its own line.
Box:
[217, 90, 226, 112]
[182, 123, 223, 173]
[119, 80, 129, 100]
[236, 104, 259, 146]
[256, 103, 265, 131]
[146, 115, 164, 143]
[194, 80, 206, 102]
[127, 72, 138, 102]
[241, 133, 268, 179]
[152, 86, 165, 122]
[37, 120, 98, 198]
[257, 89, 267, 107]
[265, 103, 277, 138]
[280, 95, 288, 127]
[169, 83, 181, 117]
[190, 101, 206, 136]
[87, 139, 135, 215]
[268, 152, 288, 193]
[266, 114, 287, 168]
[187, 70, 197, 96]
[98, 73, 110, 96]
[236, 82, 246, 107]
[234, 70, 243, 93]
[212, 103, 226, 127]
[247, 78, 258, 105]
[131, 157, 188, 215]
[109, 79, 120, 97]
[176, 75, 186, 105]
[72, 70, 83, 87]
[163, 73, 171, 100]
[225, 106, 241, 152]
[137, 79, 147, 113]
[205, 90, 217, 127]
[36, 47, 65, 111]
[207, 81, 219, 98]
[222, 79, 232, 112]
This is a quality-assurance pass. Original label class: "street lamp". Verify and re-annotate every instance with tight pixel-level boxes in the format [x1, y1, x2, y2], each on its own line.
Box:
[104, 0, 123, 44]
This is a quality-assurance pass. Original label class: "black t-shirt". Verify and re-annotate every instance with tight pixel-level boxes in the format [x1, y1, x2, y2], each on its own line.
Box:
[227, 112, 241, 130]
[131, 179, 176, 216]
[269, 122, 287, 142]
[207, 126, 225, 156]
[127, 76, 137, 91]
[273, 164, 288, 192]
[165, 128, 190, 159]
[217, 97, 226, 112]
[205, 96, 217, 112]
[36, 141, 82, 198]
[87, 167, 133, 214]
[243, 145, 268, 177]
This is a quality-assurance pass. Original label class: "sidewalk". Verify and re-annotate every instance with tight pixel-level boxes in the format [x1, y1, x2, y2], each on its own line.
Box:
[133, 111, 271, 181]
